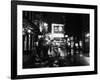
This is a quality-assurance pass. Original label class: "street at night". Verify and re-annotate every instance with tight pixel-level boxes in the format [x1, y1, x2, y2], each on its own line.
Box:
[22, 11, 90, 69]
[23, 52, 89, 68]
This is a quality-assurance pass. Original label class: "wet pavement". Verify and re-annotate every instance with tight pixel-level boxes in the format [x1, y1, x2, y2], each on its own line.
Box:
[23, 54, 89, 69]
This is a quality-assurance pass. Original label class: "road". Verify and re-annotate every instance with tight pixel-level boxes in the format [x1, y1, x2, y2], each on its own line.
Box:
[23, 54, 90, 68]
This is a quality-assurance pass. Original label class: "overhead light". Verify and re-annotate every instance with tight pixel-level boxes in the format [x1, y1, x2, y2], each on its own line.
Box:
[44, 22, 48, 26]
[86, 33, 90, 37]
[79, 41, 82, 46]
[75, 43, 78, 47]
[65, 35, 68, 37]
[27, 29, 31, 33]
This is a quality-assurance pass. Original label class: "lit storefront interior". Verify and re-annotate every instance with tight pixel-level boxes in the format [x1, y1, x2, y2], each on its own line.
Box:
[23, 11, 90, 68]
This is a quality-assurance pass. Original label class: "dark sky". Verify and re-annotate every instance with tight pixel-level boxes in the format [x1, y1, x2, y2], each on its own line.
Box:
[64, 13, 89, 37]
[42, 12, 89, 38]
[23, 11, 89, 39]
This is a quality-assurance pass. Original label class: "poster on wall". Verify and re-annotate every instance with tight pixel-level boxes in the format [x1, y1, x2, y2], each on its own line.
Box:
[11, 0, 97, 79]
